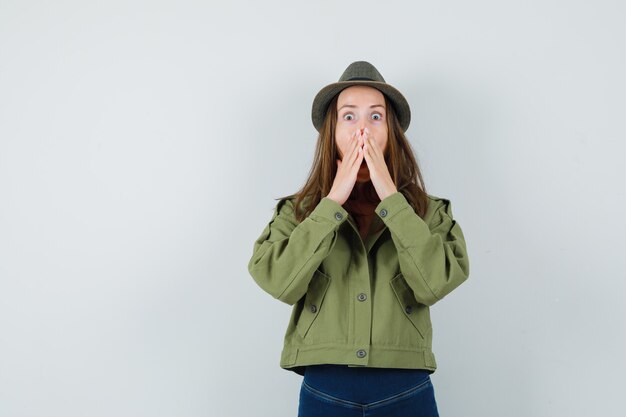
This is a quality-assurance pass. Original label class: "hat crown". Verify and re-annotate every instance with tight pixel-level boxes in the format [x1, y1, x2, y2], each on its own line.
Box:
[338, 61, 386, 83]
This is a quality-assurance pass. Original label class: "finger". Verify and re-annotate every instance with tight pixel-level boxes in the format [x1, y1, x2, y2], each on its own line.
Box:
[348, 130, 360, 154]
[363, 140, 374, 165]
[357, 145, 365, 165]
[366, 138, 380, 166]
[363, 143, 371, 163]
[364, 131, 379, 157]
[357, 131, 366, 153]
[348, 132, 363, 165]
[350, 133, 363, 166]
[362, 133, 369, 153]
[339, 132, 358, 168]
[349, 145, 362, 169]
[352, 147, 364, 174]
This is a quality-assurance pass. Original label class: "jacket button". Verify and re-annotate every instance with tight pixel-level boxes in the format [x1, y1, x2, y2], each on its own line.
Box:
[310, 304, 317, 313]
[380, 208, 388, 217]
[356, 349, 367, 358]
[335, 212, 343, 221]
[405, 305, 413, 314]
[357, 293, 367, 301]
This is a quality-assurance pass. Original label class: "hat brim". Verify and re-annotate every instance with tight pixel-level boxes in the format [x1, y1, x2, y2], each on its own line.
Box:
[311, 80, 411, 133]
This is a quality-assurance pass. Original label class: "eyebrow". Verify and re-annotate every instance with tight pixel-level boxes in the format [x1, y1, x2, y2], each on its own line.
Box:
[338, 104, 386, 111]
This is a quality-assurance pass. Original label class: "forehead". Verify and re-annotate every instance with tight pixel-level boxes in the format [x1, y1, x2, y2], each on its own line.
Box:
[337, 85, 385, 106]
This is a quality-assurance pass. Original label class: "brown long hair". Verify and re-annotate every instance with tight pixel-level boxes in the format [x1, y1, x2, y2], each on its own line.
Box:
[277, 91, 429, 223]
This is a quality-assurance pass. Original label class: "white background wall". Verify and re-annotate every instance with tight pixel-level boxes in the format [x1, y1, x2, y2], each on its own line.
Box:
[1, 1, 625, 416]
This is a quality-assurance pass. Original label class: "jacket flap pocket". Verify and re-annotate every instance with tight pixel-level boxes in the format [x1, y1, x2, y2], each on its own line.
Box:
[389, 273, 425, 339]
[296, 269, 331, 339]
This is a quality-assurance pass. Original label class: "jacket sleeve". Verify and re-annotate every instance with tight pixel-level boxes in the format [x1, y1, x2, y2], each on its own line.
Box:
[376, 191, 470, 307]
[247, 196, 349, 305]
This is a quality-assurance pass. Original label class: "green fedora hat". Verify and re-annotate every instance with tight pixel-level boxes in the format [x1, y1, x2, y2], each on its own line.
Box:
[311, 61, 411, 133]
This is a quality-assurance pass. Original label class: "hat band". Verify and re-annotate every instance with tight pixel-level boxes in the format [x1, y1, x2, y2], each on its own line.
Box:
[346, 76, 375, 81]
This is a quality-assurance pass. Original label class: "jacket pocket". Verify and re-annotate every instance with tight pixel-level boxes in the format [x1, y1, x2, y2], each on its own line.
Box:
[389, 272, 427, 340]
[296, 269, 331, 339]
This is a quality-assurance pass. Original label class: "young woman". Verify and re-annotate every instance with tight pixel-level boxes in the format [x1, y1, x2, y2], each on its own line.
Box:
[248, 61, 470, 417]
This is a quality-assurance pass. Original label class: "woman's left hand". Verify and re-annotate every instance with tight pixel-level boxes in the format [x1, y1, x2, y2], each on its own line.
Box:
[360, 128, 398, 200]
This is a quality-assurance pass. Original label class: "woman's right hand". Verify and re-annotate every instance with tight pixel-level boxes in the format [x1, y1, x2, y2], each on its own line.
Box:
[327, 130, 364, 205]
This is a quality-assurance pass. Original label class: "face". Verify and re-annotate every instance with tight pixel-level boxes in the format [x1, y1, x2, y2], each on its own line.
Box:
[335, 85, 389, 182]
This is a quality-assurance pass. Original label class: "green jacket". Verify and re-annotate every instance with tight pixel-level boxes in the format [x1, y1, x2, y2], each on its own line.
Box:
[247, 191, 470, 376]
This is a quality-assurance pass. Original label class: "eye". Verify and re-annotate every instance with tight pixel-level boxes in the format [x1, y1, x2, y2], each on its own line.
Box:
[343, 113, 354, 121]
[371, 113, 382, 121]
